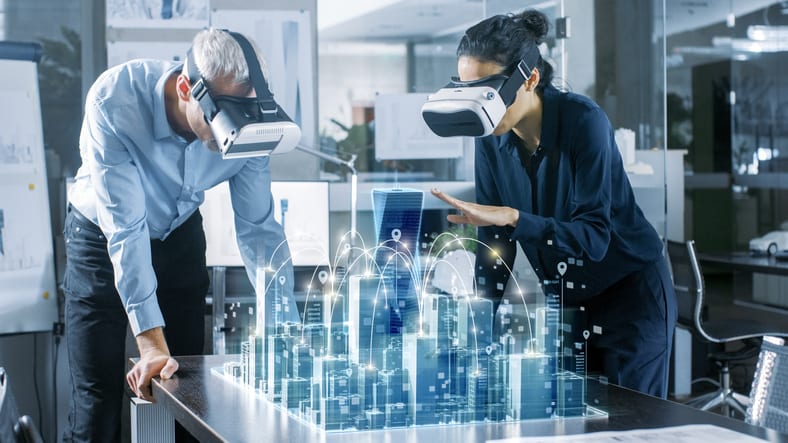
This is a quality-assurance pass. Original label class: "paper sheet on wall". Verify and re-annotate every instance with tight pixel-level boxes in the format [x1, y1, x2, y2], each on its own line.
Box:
[487, 424, 768, 443]
[0, 58, 58, 334]
[106, 0, 209, 28]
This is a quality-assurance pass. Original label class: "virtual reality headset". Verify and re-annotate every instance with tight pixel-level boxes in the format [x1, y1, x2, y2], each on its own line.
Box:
[421, 45, 540, 138]
[186, 31, 301, 159]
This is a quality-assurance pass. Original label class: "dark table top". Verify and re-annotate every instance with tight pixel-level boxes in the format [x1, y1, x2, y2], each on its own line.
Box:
[698, 252, 788, 276]
[148, 354, 786, 443]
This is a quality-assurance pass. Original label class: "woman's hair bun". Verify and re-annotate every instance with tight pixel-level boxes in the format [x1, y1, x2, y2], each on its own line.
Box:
[514, 10, 549, 43]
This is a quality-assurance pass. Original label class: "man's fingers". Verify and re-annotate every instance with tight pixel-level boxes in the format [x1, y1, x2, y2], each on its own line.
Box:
[126, 338, 174, 402]
[127, 367, 150, 400]
[138, 381, 154, 402]
[128, 367, 143, 394]
[161, 357, 179, 380]
[126, 371, 137, 395]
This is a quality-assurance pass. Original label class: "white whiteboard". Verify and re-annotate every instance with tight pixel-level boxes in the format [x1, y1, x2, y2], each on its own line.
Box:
[0, 55, 58, 334]
[201, 181, 330, 267]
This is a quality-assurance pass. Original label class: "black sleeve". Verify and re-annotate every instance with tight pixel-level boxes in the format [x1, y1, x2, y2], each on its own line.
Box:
[473, 138, 517, 313]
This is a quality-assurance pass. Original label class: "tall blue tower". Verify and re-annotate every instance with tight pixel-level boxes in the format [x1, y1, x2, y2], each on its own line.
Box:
[371, 188, 424, 333]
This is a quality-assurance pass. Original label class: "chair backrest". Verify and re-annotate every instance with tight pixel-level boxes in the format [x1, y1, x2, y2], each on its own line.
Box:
[0, 367, 21, 443]
[666, 240, 705, 325]
[666, 240, 715, 342]
[747, 336, 788, 434]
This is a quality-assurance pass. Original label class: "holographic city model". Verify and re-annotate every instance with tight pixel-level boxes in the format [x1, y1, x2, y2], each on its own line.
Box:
[221, 188, 602, 431]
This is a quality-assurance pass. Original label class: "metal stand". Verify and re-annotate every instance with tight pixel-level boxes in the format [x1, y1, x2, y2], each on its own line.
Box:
[687, 361, 750, 417]
[211, 266, 226, 355]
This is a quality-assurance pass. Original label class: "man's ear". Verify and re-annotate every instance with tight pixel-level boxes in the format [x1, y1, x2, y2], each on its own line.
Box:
[524, 68, 540, 92]
[175, 74, 192, 101]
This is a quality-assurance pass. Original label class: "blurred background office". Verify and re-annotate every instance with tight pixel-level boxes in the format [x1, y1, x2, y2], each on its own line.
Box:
[0, 0, 786, 441]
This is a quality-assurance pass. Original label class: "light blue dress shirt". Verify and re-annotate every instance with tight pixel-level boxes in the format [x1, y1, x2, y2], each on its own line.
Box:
[69, 59, 295, 335]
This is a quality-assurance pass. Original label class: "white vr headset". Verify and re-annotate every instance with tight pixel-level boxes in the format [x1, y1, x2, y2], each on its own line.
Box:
[186, 31, 301, 159]
[421, 45, 540, 138]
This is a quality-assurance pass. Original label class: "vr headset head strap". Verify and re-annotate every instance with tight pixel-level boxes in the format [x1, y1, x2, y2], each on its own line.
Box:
[225, 31, 276, 106]
[186, 46, 220, 123]
[185, 30, 278, 124]
[498, 43, 541, 106]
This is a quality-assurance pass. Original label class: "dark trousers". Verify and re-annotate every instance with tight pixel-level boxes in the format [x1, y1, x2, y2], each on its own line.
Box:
[62, 206, 209, 442]
[585, 257, 678, 398]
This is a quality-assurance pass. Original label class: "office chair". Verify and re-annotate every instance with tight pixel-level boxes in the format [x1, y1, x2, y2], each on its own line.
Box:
[666, 240, 788, 417]
[1, 367, 21, 443]
[0, 368, 45, 443]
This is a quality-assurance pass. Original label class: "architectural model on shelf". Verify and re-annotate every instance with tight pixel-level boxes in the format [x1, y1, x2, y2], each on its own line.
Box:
[218, 187, 605, 431]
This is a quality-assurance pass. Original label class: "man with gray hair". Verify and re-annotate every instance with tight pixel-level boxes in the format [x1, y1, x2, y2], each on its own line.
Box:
[63, 28, 296, 442]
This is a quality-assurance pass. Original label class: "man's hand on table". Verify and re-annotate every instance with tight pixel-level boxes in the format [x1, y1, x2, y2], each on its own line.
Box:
[126, 326, 178, 402]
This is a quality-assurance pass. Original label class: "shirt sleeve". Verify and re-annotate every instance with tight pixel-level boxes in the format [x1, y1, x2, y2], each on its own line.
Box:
[474, 138, 517, 307]
[511, 107, 613, 261]
[82, 96, 164, 336]
[229, 157, 299, 323]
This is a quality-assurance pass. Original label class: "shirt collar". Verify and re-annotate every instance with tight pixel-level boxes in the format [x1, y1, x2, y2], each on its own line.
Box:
[153, 63, 185, 141]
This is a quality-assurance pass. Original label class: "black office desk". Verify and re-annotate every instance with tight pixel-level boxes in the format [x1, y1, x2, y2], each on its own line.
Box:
[698, 252, 788, 277]
[132, 354, 786, 443]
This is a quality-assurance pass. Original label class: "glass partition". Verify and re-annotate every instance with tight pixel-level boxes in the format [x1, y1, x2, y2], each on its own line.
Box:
[666, 1, 787, 248]
[4, 0, 679, 436]
[213, 0, 672, 431]
[729, 1, 788, 310]
[729, 1, 788, 246]
[666, 0, 788, 309]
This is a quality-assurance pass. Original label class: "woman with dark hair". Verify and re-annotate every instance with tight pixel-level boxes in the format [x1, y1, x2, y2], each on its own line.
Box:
[432, 10, 677, 398]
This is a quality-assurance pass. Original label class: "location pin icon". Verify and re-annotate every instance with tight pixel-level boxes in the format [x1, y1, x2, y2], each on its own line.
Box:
[557, 261, 567, 276]
[318, 270, 328, 285]
[391, 228, 402, 242]
[583, 330, 590, 340]
[278, 276, 286, 285]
